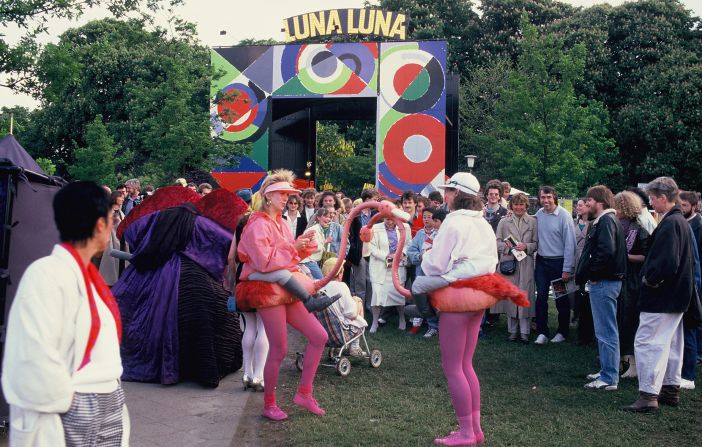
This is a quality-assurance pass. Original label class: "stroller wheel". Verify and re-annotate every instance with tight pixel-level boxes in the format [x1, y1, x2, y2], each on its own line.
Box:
[369, 349, 382, 368]
[336, 357, 351, 377]
[295, 352, 304, 372]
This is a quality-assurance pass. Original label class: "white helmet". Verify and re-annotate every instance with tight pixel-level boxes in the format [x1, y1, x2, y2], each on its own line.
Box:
[437, 172, 480, 195]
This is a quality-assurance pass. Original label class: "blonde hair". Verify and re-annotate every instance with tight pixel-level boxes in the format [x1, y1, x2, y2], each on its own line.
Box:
[321, 257, 343, 277]
[508, 192, 529, 209]
[614, 191, 642, 221]
[257, 169, 296, 211]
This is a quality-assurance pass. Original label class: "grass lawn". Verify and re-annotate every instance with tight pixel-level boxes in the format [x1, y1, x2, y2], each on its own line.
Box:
[267, 311, 701, 447]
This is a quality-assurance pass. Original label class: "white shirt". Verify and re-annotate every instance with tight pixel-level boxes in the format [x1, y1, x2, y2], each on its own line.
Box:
[421, 209, 498, 281]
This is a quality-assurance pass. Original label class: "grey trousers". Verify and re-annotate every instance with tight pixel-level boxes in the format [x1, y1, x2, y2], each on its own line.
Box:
[411, 275, 450, 294]
[248, 269, 292, 285]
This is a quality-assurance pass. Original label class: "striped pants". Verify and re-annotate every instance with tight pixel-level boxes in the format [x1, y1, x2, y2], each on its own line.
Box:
[61, 385, 127, 447]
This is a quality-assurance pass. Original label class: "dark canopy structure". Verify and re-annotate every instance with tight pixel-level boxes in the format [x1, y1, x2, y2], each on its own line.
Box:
[0, 134, 66, 423]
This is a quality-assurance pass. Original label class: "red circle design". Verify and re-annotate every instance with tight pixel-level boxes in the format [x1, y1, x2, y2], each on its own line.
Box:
[383, 114, 445, 184]
[218, 89, 256, 132]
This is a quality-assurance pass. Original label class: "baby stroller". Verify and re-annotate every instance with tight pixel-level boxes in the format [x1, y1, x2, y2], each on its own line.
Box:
[295, 307, 382, 377]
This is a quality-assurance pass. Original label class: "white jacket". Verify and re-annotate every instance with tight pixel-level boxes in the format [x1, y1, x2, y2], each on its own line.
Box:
[2, 245, 128, 446]
[421, 209, 498, 281]
[369, 222, 411, 285]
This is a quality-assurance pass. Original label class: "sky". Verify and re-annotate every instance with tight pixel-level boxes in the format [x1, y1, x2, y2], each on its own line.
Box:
[2, 0, 701, 109]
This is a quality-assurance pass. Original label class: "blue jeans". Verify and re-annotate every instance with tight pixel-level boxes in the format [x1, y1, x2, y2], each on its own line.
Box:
[301, 261, 323, 280]
[535, 256, 571, 337]
[427, 316, 439, 330]
[589, 280, 621, 385]
[682, 321, 699, 380]
[697, 323, 702, 362]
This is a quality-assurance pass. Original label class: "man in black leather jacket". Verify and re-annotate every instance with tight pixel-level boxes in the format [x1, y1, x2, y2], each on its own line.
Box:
[576, 185, 627, 391]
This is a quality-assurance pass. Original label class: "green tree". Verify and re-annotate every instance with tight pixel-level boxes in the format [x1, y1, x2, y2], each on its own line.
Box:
[68, 115, 122, 186]
[0, 106, 31, 136]
[605, 0, 701, 187]
[459, 58, 514, 181]
[35, 157, 56, 175]
[483, 18, 618, 196]
[316, 122, 355, 187]
[1, 0, 181, 91]
[476, 0, 576, 66]
[617, 48, 702, 190]
[548, 4, 613, 101]
[28, 18, 246, 184]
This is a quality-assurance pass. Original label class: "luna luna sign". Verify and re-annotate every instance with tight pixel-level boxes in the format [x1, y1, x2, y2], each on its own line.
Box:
[282, 9, 407, 43]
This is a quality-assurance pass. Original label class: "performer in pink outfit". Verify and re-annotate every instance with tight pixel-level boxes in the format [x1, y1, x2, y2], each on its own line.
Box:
[412, 172, 499, 446]
[237, 169, 334, 421]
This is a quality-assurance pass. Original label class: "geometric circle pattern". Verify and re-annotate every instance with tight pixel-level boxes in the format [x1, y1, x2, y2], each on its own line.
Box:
[380, 48, 444, 114]
[383, 114, 445, 184]
[215, 80, 269, 142]
[297, 45, 351, 94]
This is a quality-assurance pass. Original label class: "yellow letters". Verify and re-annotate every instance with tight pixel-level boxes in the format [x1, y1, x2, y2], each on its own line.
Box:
[309, 11, 326, 38]
[358, 9, 374, 34]
[326, 10, 342, 35]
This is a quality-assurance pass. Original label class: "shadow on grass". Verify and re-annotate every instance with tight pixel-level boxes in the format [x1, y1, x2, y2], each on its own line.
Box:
[245, 312, 701, 447]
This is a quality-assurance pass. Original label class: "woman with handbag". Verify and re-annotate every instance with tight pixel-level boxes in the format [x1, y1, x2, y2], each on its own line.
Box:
[369, 218, 411, 332]
[491, 193, 538, 343]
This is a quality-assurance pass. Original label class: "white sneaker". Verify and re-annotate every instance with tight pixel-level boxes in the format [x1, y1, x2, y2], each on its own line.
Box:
[551, 333, 566, 343]
[424, 328, 438, 338]
[586, 372, 601, 380]
[584, 379, 617, 391]
[680, 378, 696, 390]
[378, 318, 387, 325]
[534, 334, 549, 345]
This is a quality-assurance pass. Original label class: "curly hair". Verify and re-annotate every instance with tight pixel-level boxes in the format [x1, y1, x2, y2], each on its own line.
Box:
[258, 169, 296, 211]
[614, 191, 642, 221]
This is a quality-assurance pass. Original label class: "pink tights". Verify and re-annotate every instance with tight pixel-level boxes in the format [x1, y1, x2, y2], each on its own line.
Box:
[258, 301, 328, 408]
[439, 311, 484, 441]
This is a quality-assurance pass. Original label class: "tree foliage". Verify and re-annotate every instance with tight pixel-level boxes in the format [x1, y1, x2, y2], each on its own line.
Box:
[0, 0, 182, 91]
[316, 122, 375, 196]
[479, 18, 618, 196]
[25, 18, 246, 184]
[68, 114, 121, 185]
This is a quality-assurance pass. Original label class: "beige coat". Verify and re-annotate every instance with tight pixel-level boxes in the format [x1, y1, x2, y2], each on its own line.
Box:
[491, 214, 537, 318]
[369, 222, 411, 307]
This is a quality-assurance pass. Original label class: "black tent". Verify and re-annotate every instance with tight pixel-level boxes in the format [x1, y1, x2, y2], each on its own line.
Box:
[0, 134, 66, 424]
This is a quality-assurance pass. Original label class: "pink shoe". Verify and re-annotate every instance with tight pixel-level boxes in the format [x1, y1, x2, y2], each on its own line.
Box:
[293, 393, 326, 416]
[450, 430, 484, 444]
[434, 431, 476, 446]
[262, 405, 288, 421]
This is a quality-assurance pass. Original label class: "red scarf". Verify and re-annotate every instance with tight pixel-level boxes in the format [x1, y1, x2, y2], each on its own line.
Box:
[60, 243, 122, 371]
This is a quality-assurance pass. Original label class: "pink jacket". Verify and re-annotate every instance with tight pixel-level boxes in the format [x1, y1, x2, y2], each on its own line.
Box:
[237, 211, 302, 280]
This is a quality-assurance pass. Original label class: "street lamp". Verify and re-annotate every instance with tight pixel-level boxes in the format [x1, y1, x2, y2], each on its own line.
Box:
[465, 154, 477, 172]
[304, 161, 312, 186]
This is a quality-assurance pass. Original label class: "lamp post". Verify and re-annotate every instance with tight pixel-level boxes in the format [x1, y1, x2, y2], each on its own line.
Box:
[465, 154, 477, 173]
[304, 161, 312, 186]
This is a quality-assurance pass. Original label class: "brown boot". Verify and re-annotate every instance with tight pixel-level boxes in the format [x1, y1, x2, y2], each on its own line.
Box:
[622, 392, 659, 413]
[658, 385, 680, 407]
